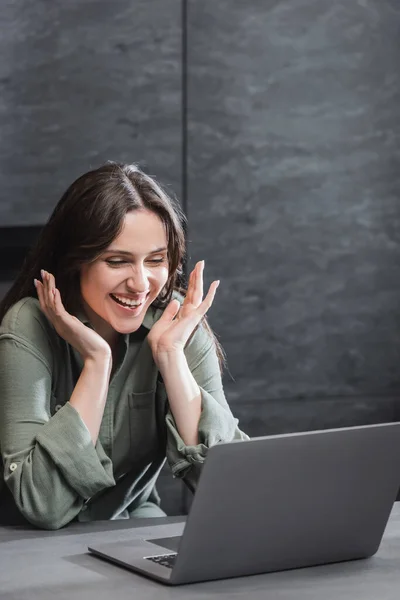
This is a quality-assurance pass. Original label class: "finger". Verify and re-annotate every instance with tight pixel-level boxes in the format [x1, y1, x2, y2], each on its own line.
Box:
[52, 287, 66, 317]
[41, 270, 53, 309]
[34, 279, 51, 320]
[43, 271, 55, 311]
[162, 298, 181, 322]
[192, 261, 204, 307]
[47, 272, 58, 310]
[34, 278, 45, 309]
[198, 279, 220, 315]
[184, 268, 195, 305]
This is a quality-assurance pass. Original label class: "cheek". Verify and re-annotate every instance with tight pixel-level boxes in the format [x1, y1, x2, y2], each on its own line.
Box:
[80, 270, 91, 298]
[156, 267, 170, 289]
[80, 280, 97, 308]
[80, 265, 110, 299]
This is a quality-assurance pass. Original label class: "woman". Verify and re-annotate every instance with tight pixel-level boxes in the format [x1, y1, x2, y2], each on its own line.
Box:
[0, 162, 247, 530]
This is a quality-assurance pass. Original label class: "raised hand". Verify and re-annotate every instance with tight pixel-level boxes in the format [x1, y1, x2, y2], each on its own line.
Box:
[147, 260, 220, 361]
[35, 270, 111, 362]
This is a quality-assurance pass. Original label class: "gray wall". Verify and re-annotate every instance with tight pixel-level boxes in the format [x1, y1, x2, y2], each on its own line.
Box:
[0, 0, 181, 224]
[2, 0, 400, 512]
[186, 0, 400, 435]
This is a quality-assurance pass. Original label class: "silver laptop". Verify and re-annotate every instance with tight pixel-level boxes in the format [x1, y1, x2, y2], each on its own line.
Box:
[88, 422, 400, 585]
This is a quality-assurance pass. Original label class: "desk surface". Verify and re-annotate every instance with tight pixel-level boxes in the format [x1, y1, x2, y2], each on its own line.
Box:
[1, 504, 400, 600]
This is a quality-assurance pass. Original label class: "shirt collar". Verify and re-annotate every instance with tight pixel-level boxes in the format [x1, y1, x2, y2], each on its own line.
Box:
[142, 304, 158, 330]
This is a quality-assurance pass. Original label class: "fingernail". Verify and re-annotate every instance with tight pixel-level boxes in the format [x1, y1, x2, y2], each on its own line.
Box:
[33, 278, 37, 288]
[40, 269, 45, 279]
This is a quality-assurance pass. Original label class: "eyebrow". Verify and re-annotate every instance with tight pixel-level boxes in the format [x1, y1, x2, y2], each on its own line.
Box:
[103, 247, 168, 256]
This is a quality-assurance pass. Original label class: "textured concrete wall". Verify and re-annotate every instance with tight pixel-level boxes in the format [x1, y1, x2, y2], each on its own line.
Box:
[0, 0, 182, 224]
[186, 0, 400, 433]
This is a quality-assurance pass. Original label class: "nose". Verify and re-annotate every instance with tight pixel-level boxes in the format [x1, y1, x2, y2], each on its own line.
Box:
[126, 263, 149, 293]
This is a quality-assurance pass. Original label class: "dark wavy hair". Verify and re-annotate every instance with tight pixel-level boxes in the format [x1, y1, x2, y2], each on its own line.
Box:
[0, 162, 225, 369]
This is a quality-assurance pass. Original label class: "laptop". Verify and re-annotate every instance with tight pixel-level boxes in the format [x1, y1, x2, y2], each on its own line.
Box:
[88, 422, 400, 585]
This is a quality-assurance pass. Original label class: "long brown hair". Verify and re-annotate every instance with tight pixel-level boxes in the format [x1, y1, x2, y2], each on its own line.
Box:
[0, 162, 226, 369]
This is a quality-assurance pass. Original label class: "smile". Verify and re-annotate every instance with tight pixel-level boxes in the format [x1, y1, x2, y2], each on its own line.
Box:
[109, 293, 149, 311]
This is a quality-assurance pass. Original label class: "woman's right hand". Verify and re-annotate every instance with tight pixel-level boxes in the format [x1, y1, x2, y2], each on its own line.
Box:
[35, 270, 112, 363]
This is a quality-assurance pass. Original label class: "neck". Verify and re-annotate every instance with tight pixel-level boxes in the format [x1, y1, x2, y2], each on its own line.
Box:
[82, 302, 119, 351]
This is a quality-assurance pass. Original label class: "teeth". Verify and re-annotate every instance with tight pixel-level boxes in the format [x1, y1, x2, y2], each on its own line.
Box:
[112, 294, 143, 307]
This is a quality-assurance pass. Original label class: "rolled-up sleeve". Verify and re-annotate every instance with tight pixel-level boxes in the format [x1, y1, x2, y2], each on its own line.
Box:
[0, 337, 115, 530]
[165, 324, 249, 487]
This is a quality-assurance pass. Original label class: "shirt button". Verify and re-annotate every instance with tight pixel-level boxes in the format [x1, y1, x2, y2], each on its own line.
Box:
[81, 505, 88, 512]
[55, 404, 62, 412]
[9, 463, 18, 472]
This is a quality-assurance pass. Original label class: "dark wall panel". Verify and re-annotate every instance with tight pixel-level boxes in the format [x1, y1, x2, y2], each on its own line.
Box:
[0, 0, 182, 225]
[186, 0, 400, 414]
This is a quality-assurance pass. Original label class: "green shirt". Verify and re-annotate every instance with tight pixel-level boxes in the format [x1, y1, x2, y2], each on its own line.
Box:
[0, 296, 247, 529]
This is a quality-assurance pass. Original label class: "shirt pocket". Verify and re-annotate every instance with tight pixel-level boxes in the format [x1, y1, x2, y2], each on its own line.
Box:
[127, 389, 160, 464]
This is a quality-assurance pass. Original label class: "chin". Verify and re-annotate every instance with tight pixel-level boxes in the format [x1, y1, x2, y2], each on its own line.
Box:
[112, 320, 144, 334]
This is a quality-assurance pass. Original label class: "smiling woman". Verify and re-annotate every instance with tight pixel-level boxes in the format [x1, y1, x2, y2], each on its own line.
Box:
[0, 162, 248, 530]
[79, 210, 170, 347]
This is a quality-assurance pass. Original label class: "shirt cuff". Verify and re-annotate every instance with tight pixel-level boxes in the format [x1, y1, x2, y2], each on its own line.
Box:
[35, 402, 115, 499]
[166, 387, 247, 479]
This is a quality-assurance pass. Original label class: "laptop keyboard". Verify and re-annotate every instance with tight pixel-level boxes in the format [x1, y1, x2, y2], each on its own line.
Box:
[145, 553, 177, 569]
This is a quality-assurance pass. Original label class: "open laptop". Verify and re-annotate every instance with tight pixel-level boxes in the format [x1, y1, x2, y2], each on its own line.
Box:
[88, 422, 400, 585]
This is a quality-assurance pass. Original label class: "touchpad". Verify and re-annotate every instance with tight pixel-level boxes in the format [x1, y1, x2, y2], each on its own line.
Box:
[146, 536, 182, 552]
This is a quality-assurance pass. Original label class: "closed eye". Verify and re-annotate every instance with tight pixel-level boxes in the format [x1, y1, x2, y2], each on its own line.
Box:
[105, 257, 167, 267]
[106, 259, 127, 266]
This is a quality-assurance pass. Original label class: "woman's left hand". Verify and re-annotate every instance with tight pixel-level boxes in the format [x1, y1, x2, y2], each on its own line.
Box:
[147, 260, 219, 362]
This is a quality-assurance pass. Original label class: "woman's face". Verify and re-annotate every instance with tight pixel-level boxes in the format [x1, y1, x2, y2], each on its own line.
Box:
[80, 209, 169, 344]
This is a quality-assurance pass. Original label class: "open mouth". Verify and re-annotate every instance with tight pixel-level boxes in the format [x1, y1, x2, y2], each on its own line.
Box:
[109, 293, 149, 311]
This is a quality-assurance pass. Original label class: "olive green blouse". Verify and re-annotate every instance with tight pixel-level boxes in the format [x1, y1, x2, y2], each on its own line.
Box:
[0, 296, 247, 529]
